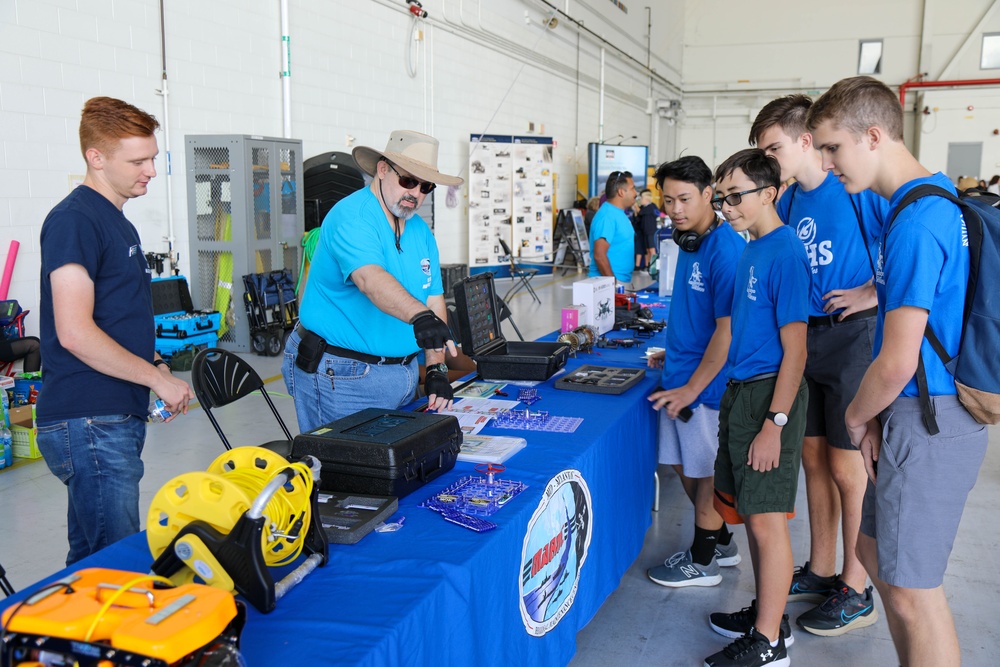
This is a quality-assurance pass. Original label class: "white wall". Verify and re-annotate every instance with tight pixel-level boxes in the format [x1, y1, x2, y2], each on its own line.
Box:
[0, 0, 680, 326]
[675, 0, 1000, 176]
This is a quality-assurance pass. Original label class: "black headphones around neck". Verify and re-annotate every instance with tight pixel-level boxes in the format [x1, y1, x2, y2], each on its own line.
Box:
[672, 220, 719, 253]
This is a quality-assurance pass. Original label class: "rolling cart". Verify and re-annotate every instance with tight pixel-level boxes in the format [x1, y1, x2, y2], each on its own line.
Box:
[242, 269, 298, 356]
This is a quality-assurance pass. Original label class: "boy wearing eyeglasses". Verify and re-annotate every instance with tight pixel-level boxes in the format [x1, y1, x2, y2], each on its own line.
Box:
[809, 76, 987, 667]
[750, 95, 887, 637]
[705, 149, 810, 667]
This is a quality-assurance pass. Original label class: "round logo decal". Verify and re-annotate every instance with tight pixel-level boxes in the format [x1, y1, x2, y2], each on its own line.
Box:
[420, 258, 431, 275]
[519, 469, 592, 636]
[796, 216, 817, 245]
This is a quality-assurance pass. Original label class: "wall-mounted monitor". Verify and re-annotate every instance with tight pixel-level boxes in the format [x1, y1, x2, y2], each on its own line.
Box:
[587, 143, 649, 198]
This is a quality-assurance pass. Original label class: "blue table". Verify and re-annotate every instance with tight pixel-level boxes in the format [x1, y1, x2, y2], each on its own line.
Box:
[2, 296, 668, 666]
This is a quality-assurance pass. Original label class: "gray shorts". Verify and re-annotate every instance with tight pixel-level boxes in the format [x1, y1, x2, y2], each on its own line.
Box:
[804, 317, 875, 448]
[657, 405, 720, 479]
[860, 395, 987, 588]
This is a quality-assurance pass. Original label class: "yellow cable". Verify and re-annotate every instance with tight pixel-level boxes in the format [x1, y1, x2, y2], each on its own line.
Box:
[83, 574, 174, 642]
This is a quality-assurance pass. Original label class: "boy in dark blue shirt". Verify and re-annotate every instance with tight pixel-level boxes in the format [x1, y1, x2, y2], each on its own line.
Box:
[705, 149, 810, 667]
[809, 76, 987, 667]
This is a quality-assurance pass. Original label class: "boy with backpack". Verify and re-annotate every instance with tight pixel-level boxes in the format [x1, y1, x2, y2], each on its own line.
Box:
[705, 149, 810, 667]
[750, 95, 886, 636]
[808, 76, 988, 666]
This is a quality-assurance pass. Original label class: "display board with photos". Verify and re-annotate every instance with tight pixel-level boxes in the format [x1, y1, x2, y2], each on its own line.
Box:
[468, 134, 554, 268]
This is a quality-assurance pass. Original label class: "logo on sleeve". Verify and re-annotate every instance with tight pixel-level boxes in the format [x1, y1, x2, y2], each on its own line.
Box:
[746, 266, 758, 301]
[688, 262, 705, 292]
[961, 215, 969, 247]
[129, 245, 139, 257]
[875, 242, 885, 286]
[421, 257, 432, 289]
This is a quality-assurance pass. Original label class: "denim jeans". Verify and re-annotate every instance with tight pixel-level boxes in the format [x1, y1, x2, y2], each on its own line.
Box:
[35, 414, 146, 566]
[282, 329, 420, 433]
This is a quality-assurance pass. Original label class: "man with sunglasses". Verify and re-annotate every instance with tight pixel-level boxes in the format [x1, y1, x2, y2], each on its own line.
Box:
[282, 130, 463, 432]
[588, 170, 638, 284]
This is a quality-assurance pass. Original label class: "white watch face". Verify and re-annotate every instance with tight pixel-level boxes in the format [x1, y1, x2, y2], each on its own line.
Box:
[773, 412, 788, 426]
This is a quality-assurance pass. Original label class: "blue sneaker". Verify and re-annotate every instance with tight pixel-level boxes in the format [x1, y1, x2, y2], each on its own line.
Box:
[796, 581, 879, 636]
[788, 561, 838, 603]
[648, 551, 722, 588]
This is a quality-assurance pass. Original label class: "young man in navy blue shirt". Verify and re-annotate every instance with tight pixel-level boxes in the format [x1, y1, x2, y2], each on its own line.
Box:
[645, 156, 746, 588]
[705, 149, 810, 667]
[809, 76, 988, 667]
[37, 97, 195, 565]
[751, 95, 887, 636]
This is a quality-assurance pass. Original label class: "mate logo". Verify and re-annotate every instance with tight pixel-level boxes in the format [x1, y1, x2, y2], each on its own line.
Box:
[519, 469, 593, 636]
[420, 258, 431, 276]
[796, 217, 817, 246]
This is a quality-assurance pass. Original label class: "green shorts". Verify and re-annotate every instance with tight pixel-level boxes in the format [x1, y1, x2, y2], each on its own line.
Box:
[715, 376, 808, 516]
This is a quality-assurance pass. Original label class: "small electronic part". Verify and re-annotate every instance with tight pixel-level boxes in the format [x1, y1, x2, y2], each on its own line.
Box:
[440, 511, 497, 532]
[518, 388, 541, 405]
[618, 318, 667, 337]
[596, 336, 645, 349]
[556, 324, 598, 353]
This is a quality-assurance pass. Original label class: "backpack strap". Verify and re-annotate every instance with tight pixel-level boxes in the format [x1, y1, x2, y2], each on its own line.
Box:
[884, 183, 973, 435]
[847, 194, 877, 279]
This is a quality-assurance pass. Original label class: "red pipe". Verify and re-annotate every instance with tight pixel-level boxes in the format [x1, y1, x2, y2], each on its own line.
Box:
[899, 78, 1000, 105]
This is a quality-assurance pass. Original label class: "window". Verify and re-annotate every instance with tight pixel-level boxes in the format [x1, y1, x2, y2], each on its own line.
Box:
[858, 39, 883, 75]
[982, 33, 1000, 69]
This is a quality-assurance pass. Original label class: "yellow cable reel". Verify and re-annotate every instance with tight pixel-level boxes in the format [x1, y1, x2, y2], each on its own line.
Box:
[147, 446, 314, 589]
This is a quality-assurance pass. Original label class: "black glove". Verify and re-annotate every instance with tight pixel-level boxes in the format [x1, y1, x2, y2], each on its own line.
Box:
[425, 370, 453, 402]
[410, 310, 452, 350]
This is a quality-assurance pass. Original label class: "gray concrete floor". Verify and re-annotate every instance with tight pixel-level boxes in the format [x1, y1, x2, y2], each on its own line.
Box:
[0, 269, 997, 666]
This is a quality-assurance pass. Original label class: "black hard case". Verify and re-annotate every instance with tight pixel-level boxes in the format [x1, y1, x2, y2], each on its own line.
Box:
[453, 273, 569, 381]
[290, 409, 463, 498]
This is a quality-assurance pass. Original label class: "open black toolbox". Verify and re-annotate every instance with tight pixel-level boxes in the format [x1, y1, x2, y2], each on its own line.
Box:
[453, 273, 569, 381]
[290, 409, 463, 498]
[151, 276, 221, 339]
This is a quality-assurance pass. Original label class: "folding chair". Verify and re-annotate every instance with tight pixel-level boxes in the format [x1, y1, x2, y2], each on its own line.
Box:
[0, 560, 15, 598]
[191, 348, 294, 458]
[498, 238, 540, 304]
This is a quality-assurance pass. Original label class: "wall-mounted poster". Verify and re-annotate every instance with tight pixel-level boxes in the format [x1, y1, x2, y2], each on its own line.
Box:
[468, 135, 514, 267]
[468, 134, 554, 269]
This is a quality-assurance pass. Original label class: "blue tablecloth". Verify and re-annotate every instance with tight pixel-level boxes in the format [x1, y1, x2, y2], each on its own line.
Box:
[2, 295, 669, 667]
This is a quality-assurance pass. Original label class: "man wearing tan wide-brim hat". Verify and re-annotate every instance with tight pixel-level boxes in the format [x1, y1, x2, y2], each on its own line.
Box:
[282, 130, 464, 432]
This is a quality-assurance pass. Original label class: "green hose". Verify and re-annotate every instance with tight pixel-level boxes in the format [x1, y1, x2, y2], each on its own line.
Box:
[297, 228, 321, 295]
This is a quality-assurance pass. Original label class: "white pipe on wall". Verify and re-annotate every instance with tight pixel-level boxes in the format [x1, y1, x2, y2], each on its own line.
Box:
[599, 47, 605, 143]
[280, 0, 291, 138]
[156, 0, 175, 270]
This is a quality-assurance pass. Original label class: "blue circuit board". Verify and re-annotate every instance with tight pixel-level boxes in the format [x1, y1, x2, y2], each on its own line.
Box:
[421, 474, 528, 517]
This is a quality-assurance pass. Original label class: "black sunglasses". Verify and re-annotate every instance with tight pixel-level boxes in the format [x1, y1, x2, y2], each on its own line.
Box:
[386, 161, 435, 195]
[607, 170, 633, 187]
[711, 185, 768, 210]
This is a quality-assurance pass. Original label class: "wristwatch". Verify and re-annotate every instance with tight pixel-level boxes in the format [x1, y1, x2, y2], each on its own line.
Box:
[766, 411, 788, 427]
[426, 363, 449, 376]
[154, 359, 172, 372]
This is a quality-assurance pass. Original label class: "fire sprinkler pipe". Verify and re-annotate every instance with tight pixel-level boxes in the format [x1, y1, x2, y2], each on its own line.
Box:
[899, 78, 1000, 105]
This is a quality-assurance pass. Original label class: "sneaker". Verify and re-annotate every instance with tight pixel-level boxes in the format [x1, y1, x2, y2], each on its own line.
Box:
[704, 627, 789, 667]
[715, 540, 742, 567]
[709, 599, 794, 647]
[788, 561, 838, 603]
[796, 582, 879, 636]
[647, 550, 722, 588]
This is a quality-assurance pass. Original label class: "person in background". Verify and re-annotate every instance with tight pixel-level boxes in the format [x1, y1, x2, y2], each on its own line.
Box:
[584, 196, 601, 236]
[635, 188, 661, 270]
[36, 96, 194, 566]
[589, 170, 638, 285]
[988, 175, 1000, 195]
[0, 335, 40, 373]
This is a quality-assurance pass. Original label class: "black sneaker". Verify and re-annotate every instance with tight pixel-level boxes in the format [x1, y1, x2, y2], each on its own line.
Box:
[788, 561, 838, 603]
[709, 599, 794, 647]
[704, 627, 789, 667]
[797, 581, 879, 636]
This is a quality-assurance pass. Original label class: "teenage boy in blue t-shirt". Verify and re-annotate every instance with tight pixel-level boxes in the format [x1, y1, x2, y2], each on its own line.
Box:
[751, 95, 888, 637]
[645, 156, 747, 589]
[809, 76, 988, 667]
[704, 149, 810, 667]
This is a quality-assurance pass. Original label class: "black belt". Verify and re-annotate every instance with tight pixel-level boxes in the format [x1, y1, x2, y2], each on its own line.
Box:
[296, 326, 418, 365]
[808, 307, 878, 328]
[727, 372, 779, 387]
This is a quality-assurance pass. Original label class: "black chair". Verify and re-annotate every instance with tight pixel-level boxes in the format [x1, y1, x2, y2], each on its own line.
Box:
[191, 348, 293, 458]
[0, 560, 15, 598]
[498, 238, 540, 304]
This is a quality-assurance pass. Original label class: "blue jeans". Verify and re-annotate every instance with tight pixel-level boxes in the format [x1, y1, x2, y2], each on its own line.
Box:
[282, 329, 420, 433]
[35, 414, 146, 566]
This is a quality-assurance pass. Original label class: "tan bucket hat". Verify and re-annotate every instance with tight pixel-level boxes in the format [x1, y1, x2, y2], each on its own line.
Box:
[352, 130, 464, 187]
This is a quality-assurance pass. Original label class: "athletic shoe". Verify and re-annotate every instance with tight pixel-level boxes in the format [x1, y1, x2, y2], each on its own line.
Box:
[796, 582, 879, 636]
[715, 540, 742, 567]
[704, 627, 789, 667]
[709, 599, 794, 647]
[647, 550, 722, 588]
[788, 561, 838, 603]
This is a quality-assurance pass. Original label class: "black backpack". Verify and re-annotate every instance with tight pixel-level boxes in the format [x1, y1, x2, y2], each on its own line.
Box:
[884, 185, 1000, 433]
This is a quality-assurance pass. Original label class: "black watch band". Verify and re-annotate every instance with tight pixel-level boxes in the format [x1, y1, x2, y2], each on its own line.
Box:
[154, 359, 172, 371]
